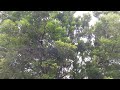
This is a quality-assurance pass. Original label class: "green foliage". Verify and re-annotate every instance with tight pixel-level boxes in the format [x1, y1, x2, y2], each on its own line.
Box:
[46, 19, 66, 40]
[55, 40, 77, 61]
[0, 11, 120, 79]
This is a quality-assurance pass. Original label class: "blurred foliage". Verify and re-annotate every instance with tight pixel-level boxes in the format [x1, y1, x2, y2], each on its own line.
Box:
[0, 11, 120, 79]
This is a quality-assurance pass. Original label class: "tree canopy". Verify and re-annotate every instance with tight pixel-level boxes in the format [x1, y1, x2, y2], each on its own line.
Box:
[0, 11, 120, 79]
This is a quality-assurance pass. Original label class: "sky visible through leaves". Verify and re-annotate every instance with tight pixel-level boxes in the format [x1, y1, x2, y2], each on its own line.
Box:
[74, 11, 98, 26]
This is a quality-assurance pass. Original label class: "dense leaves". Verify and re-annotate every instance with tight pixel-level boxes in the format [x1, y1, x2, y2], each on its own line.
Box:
[0, 11, 120, 79]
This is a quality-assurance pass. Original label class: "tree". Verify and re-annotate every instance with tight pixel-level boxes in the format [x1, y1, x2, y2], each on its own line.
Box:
[0, 11, 120, 79]
[91, 12, 120, 79]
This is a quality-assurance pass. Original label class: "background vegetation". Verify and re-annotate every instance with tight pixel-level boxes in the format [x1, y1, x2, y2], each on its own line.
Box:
[0, 11, 120, 79]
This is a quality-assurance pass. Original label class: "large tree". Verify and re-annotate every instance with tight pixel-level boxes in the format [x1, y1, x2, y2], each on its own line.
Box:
[0, 11, 120, 79]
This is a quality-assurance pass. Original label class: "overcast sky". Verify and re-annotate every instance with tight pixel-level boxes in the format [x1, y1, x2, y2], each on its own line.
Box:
[74, 11, 98, 26]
